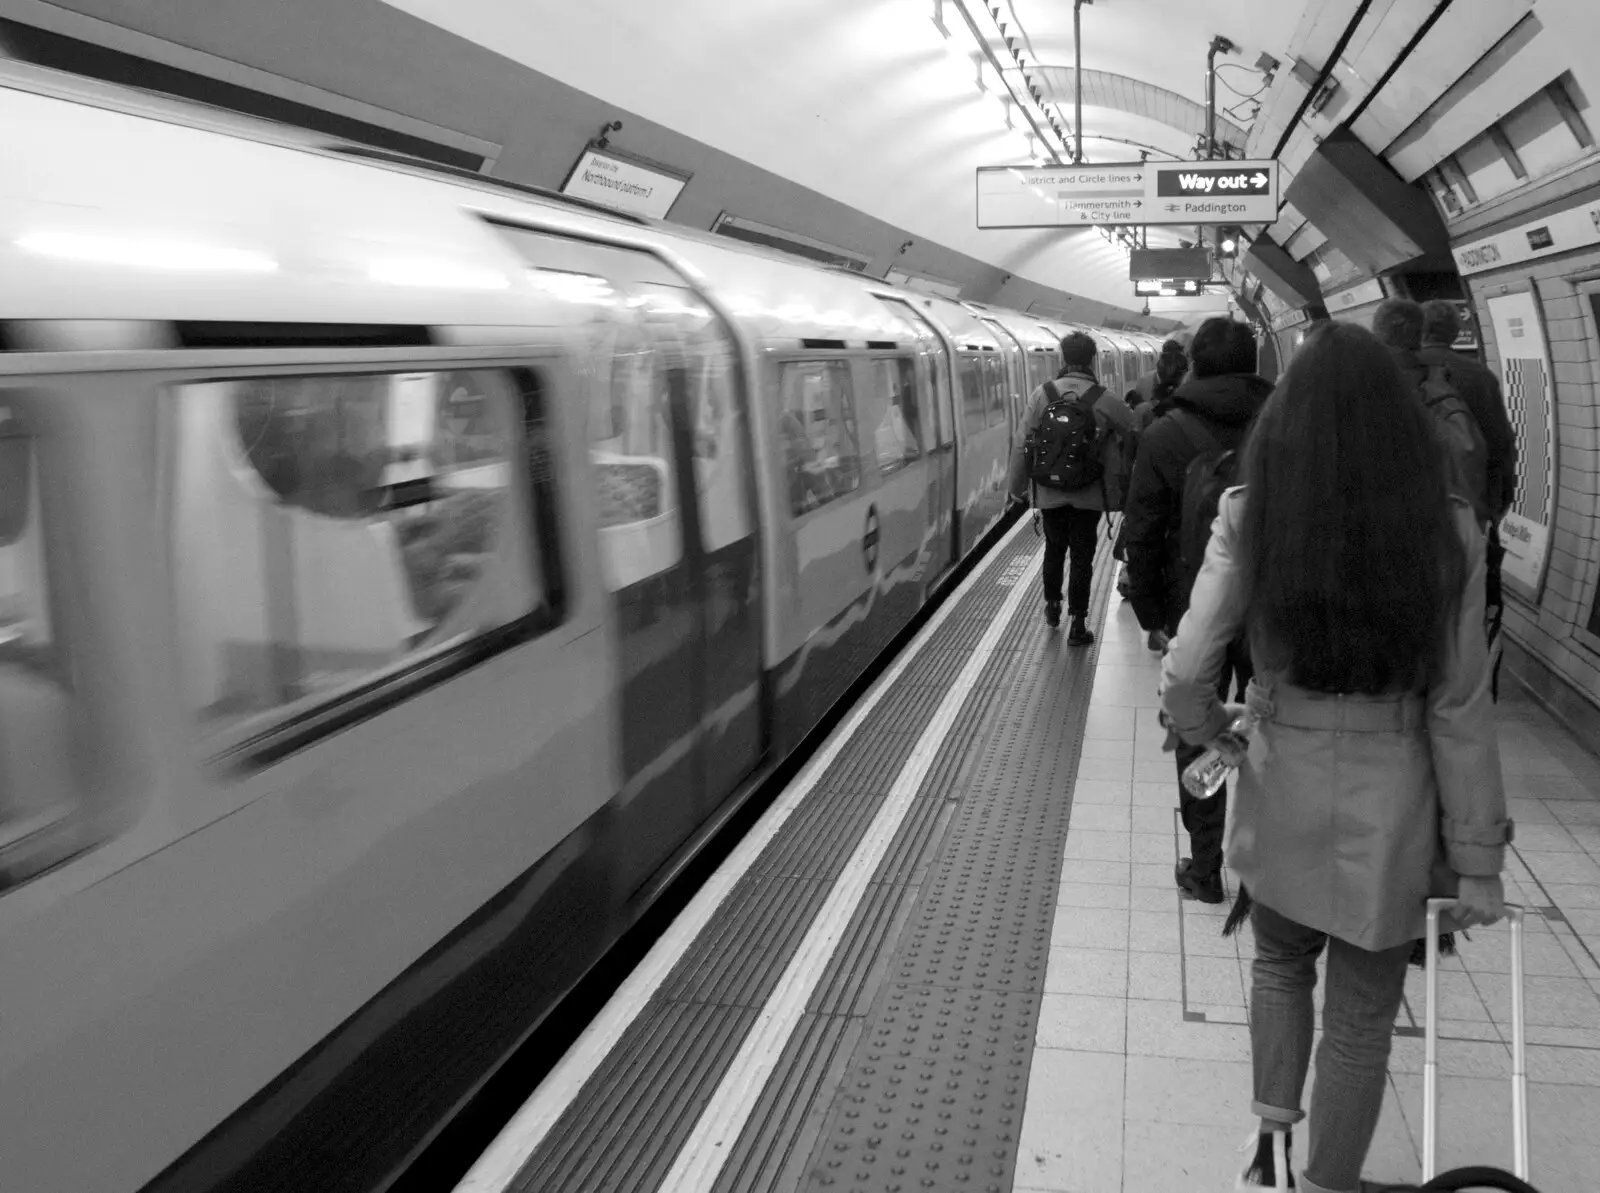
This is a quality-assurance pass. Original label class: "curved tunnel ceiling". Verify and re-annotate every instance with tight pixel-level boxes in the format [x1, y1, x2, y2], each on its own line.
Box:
[1017, 67, 1250, 154]
[378, 0, 1310, 310]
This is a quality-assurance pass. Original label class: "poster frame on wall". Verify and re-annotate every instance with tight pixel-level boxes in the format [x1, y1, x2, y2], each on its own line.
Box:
[1573, 276, 1600, 657]
[1483, 280, 1560, 606]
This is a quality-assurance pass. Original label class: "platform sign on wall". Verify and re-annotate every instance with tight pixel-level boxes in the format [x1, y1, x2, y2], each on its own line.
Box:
[560, 147, 688, 220]
[1485, 290, 1557, 600]
[976, 160, 1279, 228]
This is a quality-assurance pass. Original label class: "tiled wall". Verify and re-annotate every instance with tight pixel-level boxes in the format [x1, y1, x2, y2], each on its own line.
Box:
[1471, 243, 1600, 722]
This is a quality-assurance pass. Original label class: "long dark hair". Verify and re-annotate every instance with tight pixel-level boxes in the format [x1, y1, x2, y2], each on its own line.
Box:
[1236, 321, 1466, 693]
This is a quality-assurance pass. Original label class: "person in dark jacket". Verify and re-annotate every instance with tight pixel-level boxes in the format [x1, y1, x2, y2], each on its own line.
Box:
[1125, 339, 1187, 412]
[1121, 317, 1272, 904]
[1420, 299, 1518, 615]
[1007, 331, 1136, 645]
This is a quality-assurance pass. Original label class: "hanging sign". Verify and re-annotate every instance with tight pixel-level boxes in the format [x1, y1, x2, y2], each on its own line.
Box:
[560, 147, 688, 220]
[976, 159, 1279, 228]
[1485, 291, 1556, 600]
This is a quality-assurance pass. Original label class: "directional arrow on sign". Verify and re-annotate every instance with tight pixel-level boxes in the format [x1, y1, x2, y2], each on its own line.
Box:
[1251, 172, 1268, 187]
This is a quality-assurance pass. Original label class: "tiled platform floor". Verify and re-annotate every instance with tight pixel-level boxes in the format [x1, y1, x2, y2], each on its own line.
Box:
[1016, 573, 1600, 1193]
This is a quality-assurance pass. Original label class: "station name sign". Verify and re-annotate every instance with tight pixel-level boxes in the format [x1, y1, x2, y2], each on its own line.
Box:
[560, 146, 689, 220]
[976, 159, 1279, 229]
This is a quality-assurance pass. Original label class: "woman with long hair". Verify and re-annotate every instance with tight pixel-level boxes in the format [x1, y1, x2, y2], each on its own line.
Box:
[1159, 322, 1511, 1193]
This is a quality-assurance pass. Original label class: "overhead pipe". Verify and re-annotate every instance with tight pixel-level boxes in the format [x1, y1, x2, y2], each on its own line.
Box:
[1205, 34, 1236, 161]
[1073, 0, 1088, 163]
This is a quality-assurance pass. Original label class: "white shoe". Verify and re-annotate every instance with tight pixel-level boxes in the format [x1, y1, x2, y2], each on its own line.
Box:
[1235, 1128, 1294, 1190]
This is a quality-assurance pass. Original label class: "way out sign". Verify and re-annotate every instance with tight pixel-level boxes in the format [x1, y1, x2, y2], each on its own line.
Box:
[976, 159, 1278, 228]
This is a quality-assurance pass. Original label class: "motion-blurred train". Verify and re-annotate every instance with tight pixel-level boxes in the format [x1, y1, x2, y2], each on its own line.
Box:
[0, 62, 1164, 1193]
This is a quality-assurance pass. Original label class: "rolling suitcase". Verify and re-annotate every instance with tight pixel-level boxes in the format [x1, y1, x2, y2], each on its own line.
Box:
[1374, 898, 1539, 1192]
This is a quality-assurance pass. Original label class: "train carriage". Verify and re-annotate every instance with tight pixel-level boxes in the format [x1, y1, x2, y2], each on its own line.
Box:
[0, 63, 1180, 1193]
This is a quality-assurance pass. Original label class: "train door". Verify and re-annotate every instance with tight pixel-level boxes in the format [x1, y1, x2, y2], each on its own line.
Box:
[874, 295, 956, 583]
[979, 318, 1027, 443]
[855, 351, 934, 638]
[502, 230, 763, 880]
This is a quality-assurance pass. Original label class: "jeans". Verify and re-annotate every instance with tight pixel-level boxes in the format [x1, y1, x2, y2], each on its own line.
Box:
[1173, 636, 1252, 879]
[1038, 504, 1100, 616]
[1249, 901, 1412, 1193]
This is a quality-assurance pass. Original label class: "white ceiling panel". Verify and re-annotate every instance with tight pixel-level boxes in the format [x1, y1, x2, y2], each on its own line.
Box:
[378, 0, 1314, 308]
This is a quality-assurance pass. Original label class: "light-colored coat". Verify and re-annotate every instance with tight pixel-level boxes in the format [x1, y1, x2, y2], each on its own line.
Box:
[1160, 488, 1511, 951]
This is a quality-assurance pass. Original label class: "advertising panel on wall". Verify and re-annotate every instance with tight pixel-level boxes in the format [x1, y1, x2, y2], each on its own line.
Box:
[1485, 290, 1558, 601]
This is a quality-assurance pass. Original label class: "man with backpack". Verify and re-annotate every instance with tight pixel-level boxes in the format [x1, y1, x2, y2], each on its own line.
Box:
[1374, 299, 1493, 525]
[1121, 317, 1272, 904]
[1007, 330, 1136, 646]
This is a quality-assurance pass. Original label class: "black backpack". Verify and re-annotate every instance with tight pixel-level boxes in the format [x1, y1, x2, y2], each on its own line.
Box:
[1025, 380, 1105, 492]
[1172, 410, 1238, 590]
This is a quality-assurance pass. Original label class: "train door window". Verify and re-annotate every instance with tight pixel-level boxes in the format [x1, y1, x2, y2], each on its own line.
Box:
[872, 295, 953, 447]
[0, 405, 83, 888]
[171, 367, 552, 747]
[864, 357, 923, 475]
[675, 299, 752, 551]
[958, 356, 986, 435]
[778, 359, 861, 515]
[982, 354, 1007, 425]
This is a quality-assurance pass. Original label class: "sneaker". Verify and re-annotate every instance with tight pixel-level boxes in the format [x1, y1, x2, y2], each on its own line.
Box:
[1146, 629, 1169, 653]
[1044, 600, 1062, 629]
[1175, 857, 1224, 904]
[1067, 617, 1094, 646]
[1236, 1129, 1294, 1190]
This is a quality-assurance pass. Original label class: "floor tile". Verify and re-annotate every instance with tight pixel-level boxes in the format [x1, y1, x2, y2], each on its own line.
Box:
[1475, 972, 1600, 1028]
[1129, 951, 1182, 1001]
[1184, 954, 1248, 1007]
[1058, 858, 1129, 886]
[1051, 907, 1131, 950]
[1132, 780, 1176, 807]
[1519, 850, 1600, 885]
[1128, 909, 1181, 953]
[1132, 805, 1178, 833]
[1126, 999, 1252, 1061]
[1072, 778, 1132, 805]
[1130, 831, 1176, 865]
[1078, 735, 1136, 760]
[1075, 754, 1133, 781]
[1057, 880, 1131, 910]
[1068, 802, 1130, 832]
[1121, 1119, 1247, 1192]
[1036, 993, 1128, 1053]
[1017, 1050, 1125, 1192]
[1063, 830, 1132, 862]
[1045, 946, 1128, 997]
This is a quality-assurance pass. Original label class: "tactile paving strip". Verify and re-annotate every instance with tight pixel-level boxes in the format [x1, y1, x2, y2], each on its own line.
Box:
[792, 535, 1115, 1193]
[512, 526, 1049, 1192]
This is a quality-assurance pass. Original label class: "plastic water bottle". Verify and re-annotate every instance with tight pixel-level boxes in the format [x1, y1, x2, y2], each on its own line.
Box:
[1182, 709, 1258, 800]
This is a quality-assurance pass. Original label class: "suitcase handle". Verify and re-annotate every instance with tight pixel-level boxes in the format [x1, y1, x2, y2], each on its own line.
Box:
[1422, 898, 1528, 1182]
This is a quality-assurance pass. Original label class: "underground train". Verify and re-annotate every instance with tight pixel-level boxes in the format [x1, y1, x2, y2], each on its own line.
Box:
[0, 63, 1165, 1193]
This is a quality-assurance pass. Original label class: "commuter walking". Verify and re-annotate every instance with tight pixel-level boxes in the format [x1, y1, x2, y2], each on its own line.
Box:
[1372, 299, 1491, 525]
[1125, 337, 1188, 414]
[1007, 331, 1135, 646]
[1419, 299, 1518, 647]
[1121, 317, 1271, 903]
[1159, 322, 1510, 1192]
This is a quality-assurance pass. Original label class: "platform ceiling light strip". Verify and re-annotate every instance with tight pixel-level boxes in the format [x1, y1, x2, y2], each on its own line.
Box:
[15, 231, 278, 273]
[655, 538, 1045, 1193]
[934, 0, 1070, 163]
[453, 515, 1035, 1193]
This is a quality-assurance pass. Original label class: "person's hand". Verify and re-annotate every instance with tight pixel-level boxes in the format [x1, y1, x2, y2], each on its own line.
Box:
[1452, 874, 1506, 928]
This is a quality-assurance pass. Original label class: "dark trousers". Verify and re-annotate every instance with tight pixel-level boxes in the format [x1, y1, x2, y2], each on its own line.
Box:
[1174, 636, 1253, 880]
[1038, 505, 1101, 616]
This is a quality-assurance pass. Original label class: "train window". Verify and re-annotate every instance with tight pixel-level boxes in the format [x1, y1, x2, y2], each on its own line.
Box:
[864, 358, 922, 475]
[633, 286, 752, 554]
[778, 359, 861, 516]
[172, 368, 548, 741]
[589, 309, 685, 589]
[982, 355, 1007, 425]
[0, 406, 83, 888]
[958, 357, 986, 435]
